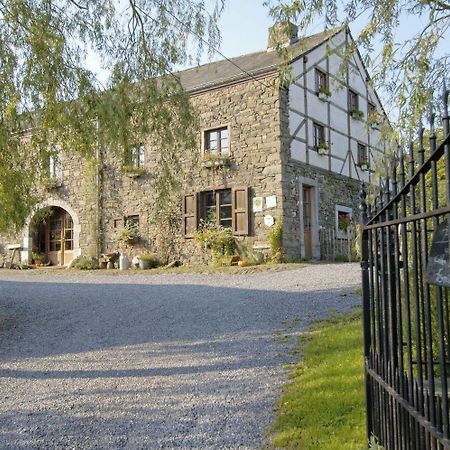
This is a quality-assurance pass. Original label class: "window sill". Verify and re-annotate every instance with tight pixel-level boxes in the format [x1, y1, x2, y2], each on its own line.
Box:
[350, 110, 364, 121]
[316, 146, 329, 155]
[202, 156, 232, 169]
[45, 178, 63, 191]
[317, 91, 331, 102]
[122, 166, 146, 178]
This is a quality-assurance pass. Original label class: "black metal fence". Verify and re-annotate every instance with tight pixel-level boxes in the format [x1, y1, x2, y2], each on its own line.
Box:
[360, 86, 450, 449]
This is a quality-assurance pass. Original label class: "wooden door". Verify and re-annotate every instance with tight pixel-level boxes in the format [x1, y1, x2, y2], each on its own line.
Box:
[46, 209, 74, 266]
[303, 186, 313, 259]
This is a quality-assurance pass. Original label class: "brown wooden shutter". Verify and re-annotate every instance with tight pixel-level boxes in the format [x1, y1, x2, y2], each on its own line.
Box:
[232, 187, 249, 236]
[183, 193, 197, 238]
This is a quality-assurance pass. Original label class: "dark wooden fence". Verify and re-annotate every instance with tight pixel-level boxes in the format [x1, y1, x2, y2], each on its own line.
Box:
[360, 86, 450, 449]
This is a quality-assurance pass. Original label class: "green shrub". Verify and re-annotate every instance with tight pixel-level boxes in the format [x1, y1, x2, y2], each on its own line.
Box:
[71, 256, 99, 270]
[194, 221, 235, 260]
[267, 217, 283, 263]
[138, 254, 159, 267]
[32, 252, 45, 262]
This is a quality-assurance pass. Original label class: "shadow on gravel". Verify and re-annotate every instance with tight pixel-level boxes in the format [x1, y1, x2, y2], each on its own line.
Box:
[0, 280, 360, 361]
[0, 280, 361, 361]
[0, 279, 361, 449]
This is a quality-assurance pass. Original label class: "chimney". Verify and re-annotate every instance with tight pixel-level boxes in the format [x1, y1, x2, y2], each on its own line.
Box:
[267, 21, 299, 51]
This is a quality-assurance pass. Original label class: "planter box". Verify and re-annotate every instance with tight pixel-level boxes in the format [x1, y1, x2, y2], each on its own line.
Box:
[139, 260, 150, 270]
[202, 157, 232, 169]
[318, 91, 331, 102]
[350, 110, 364, 120]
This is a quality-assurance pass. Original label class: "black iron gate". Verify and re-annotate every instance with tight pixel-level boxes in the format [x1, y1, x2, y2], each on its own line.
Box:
[361, 87, 450, 449]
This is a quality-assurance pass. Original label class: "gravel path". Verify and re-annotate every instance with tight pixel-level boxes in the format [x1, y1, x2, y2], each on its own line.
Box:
[0, 263, 361, 449]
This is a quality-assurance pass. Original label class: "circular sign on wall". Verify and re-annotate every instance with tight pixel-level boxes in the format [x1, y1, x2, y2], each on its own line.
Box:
[264, 215, 275, 227]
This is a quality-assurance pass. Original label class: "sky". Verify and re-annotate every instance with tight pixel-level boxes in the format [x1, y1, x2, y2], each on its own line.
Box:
[85, 0, 449, 116]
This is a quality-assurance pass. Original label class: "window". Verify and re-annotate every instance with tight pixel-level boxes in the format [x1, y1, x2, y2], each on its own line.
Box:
[49, 216, 62, 251]
[335, 205, 353, 238]
[348, 90, 359, 112]
[125, 215, 139, 227]
[368, 102, 376, 118]
[48, 150, 62, 180]
[315, 68, 328, 94]
[358, 143, 368, 165]
[64, 215, 74, 251]
[128, 144, 145, 169]
[204, 127, 229, 156]
[313, 122, 325, 149]
[113, 219, 123, 229]
[200, 189, 232, 228]
[183, 187, 249, 237]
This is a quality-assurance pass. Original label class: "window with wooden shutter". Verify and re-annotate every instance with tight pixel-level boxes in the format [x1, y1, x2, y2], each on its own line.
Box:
[232, 187, 249, 236]
[183, 193, 197, 238]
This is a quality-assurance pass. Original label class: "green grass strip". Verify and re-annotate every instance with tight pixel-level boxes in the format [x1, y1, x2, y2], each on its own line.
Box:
[270, 311, 367, 450]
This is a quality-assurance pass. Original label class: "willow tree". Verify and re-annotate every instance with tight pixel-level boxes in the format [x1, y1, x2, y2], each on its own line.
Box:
[0, 0, 224, 233]
[265, 0, 449, 140]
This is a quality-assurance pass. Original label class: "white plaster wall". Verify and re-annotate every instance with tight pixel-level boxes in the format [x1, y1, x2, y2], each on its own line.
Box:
[330, 131, 348, 159]
[308, 150, 329, 170]
[288, 29, 388, 181]
[291, 140, 307, 162]
[290, 83, 305, 113]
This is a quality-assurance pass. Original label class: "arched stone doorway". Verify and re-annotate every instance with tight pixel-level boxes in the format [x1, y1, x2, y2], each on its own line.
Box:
[21, 200, 81, 266]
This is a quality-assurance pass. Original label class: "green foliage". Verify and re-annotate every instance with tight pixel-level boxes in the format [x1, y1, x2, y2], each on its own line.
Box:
[0, 0, 224, 233]
[31, 252, 45, 262]
[268, 217, 283, 263]
[194, 221, 235, 260]
[117, 221, 140, 244]
[270, 312, 366, 449]
[138, 254, 159, 267]
[71, 256, 99, 270]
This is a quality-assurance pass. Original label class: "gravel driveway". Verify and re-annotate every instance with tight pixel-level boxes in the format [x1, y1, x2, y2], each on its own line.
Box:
[0, 263, 361, 449]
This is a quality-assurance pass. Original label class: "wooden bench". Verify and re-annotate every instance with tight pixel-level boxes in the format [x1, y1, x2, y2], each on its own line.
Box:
[5, 244, 22, 269]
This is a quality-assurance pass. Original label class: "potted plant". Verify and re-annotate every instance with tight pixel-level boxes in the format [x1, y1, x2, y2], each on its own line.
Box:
[118, 222, 140, 245]
[359, 160, 370, 171]
[138, 254, 157, 269]
[350, 109, 364, 120]
[316, 142, 329, 155]
[317, 86, 331, 101]
[32, 252, 46, 267]
[202, 154, 232, 170]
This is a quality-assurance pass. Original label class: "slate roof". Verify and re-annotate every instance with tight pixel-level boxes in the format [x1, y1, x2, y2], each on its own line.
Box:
[178, 28, 341, 93]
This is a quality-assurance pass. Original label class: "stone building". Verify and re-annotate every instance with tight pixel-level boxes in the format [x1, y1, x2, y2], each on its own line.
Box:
[0, 25, 386, 266]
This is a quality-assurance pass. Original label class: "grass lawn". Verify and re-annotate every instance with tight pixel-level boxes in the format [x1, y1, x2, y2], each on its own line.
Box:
[270, 311, 367, 450]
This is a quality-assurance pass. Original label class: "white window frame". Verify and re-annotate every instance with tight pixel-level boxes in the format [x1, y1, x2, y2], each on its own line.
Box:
[335, 205, 353, 239]
[48, 148, 62, 181]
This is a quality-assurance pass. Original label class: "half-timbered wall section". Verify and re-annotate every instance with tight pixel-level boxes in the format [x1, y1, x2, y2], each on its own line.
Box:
[281, 28, 387, 260]
[288, 29, 385, 180]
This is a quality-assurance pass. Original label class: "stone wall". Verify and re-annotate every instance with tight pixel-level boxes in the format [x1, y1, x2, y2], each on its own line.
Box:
[92, 73, 284, 264]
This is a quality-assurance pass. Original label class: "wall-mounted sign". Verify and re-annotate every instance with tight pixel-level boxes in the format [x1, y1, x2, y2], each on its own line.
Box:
[426, 219, 450, 287]
[266, 195, 277, 209]
[264, 215, 275, 227]
[253, 197, 263, 212]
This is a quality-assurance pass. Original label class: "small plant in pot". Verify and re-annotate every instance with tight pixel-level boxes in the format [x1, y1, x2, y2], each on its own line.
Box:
[32, 252, 46, 267]
[138, 254, 158, 269]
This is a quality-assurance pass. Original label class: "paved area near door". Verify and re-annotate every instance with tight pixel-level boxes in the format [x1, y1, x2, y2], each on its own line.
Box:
[0, 263, 361, 449]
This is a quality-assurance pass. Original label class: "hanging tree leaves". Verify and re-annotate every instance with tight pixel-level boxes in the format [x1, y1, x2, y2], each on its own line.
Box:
[265, 0, 450, 138]
[0, 0, 224, 232]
